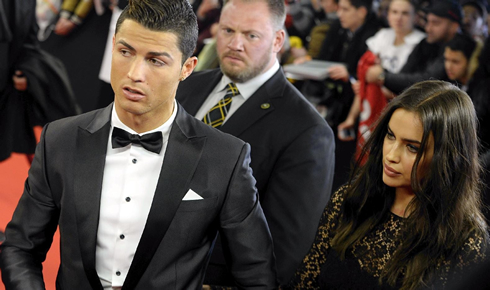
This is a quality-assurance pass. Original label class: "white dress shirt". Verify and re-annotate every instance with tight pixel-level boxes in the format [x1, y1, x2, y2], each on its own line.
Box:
[194, 60, 280, 123]
[96, 101, 177, 288]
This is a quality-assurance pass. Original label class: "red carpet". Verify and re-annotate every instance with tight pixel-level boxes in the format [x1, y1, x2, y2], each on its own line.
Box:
[0, 127, 59, 290]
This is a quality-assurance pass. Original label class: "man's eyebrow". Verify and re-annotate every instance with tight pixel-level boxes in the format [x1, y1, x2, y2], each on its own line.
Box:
[116, 40, 173, 60]
[147, 51, 173, 60]
[117, 40, 135, 51]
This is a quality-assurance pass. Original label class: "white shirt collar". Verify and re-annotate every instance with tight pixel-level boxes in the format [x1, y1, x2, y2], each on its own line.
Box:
[218, 59, 280, 100]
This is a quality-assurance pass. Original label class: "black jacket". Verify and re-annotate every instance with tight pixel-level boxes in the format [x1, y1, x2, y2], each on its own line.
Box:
[384, 37, 448, 94]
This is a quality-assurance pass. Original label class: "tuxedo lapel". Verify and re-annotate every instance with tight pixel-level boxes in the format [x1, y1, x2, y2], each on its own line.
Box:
[179, 70, 222, 115]
[74, 105, 112, 290]
[221, 70, 285, 136]
[123, 105, 206, 290]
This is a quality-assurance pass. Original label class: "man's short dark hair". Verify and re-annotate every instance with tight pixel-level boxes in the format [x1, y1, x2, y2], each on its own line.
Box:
[224, 0, 286, 31]
[347, 0, 373, 10]
[446, 33, 477, 60]
[115, 0, 198, 63]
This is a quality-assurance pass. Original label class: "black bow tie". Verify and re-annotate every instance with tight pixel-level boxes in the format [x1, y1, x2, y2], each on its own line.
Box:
[111, 127, 163, 154]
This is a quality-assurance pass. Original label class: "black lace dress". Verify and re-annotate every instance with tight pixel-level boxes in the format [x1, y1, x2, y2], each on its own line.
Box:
[286, 186, 487, 289]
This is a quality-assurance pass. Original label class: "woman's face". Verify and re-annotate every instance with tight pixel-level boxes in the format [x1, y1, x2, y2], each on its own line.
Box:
[382, 109, 434, 194]
[387, 0, 415, 36]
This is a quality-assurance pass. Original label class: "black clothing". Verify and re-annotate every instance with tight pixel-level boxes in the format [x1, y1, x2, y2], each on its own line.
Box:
[384, 37, 448, 94]
[310, 13, 380, 129]
[287, 186, 488, 289]
[0, 0, 80, 161]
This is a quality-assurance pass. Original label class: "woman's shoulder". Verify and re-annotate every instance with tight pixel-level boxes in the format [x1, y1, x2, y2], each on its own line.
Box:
[404, 29, 426, 46]
[366, 28, 395, 54]
[457, 230, 488, 266]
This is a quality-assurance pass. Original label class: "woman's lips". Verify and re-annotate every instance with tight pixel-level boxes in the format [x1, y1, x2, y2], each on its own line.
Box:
[384, 163, 401, 177]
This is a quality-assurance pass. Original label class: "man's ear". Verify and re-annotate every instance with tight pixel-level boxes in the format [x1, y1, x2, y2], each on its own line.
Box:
[112, 34, 116, 52]
[358, 6, 368, 21]
[180, 56, 198, 80]
[272, 29, 286, 54]
[451, 22, 461, 35]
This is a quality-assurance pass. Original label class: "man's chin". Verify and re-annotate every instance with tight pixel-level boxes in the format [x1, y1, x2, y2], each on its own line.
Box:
[220, 65, 247, 83]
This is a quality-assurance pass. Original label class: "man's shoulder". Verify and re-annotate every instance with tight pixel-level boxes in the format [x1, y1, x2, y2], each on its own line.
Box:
[46, 107, 107, 131]
[262, 77, 328, 127]
[176, 104, 246, 148]
[185, 69, 221, 82]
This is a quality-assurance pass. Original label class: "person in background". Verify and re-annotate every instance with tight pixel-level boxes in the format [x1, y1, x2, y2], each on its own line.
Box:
[338, 0, 425, 155]
[462, 0, 488, 42]
[195, 0, 222, 56]
[0, 0, 277, 288]
[286, 80, 488, 289]
[55, 0, 94, 36]
[366, 0, 463, 94]
[466, 35, 490, 223]
[177, 0, 335, 285]
[0, 0, 80, 163]
[287, 0, 339, 63]
[444, 33, 480, 90]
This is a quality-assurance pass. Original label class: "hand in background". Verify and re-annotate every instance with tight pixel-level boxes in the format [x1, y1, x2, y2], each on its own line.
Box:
[54, 18, 76, 36]
[365, 64, 383, 83]
[328, 65, 349, 82]
[293, 54, 312, 64]
[12, 71, 27, 91]
[337, 117, 356, 141]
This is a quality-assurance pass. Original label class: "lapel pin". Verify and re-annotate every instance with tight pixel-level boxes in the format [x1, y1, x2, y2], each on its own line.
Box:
[260, 103, 271, 110]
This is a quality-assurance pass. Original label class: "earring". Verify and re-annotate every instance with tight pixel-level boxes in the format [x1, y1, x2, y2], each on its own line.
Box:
[180, 76, 186, 81]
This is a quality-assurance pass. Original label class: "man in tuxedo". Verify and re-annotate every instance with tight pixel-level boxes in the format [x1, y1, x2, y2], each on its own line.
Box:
[0, 0, 277, 289]
[176, 0, 335, 285]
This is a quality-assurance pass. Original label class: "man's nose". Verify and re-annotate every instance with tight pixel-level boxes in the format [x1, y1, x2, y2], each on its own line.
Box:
[127, 57, 146, 82]
[227, 34, 244, 51]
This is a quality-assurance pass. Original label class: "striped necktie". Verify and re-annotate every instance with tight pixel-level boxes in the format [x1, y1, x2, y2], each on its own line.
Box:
[202, 83, 239, 128]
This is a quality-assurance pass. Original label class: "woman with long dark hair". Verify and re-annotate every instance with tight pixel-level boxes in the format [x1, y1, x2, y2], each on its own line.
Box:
[286, 80, 488, 289]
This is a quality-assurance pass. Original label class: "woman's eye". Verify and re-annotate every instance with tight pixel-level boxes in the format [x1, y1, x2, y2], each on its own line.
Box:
[386, 131, 395, 140]
[407, 144, 419, 153]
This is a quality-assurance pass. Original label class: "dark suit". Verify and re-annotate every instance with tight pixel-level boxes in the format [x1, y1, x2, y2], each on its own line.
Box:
[0, 103, 276, 289]
[176, 68, 335, 284]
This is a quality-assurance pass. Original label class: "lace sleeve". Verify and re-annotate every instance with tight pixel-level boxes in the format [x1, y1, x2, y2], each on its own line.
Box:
[436, 230, 489, 287]
[285, 185, 348, 289]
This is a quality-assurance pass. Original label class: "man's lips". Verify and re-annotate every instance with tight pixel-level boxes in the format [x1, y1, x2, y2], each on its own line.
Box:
[223, 53, 244, 62]
[384, 163, 401, 177]
[123, 86, 145, 101]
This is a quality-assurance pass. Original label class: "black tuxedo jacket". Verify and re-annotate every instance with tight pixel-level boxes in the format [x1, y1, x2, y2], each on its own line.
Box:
[176, 68, 335, 284]
[0, 103, 277, 289]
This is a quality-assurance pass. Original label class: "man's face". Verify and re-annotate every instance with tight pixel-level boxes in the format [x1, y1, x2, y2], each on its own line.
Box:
[320, 0, 339, 14]
[111, 20, 196, 129]
[425, 13, 457, 43]
[337, 0, 366, 32]
[444, 47, 469, 82]
[216, 0, 284, 83]
[463, 5, 484, 37]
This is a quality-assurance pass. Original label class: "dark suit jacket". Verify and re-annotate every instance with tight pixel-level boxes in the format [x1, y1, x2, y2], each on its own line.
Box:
[0, 103, 277, 289]
[176, 68, 335, 284]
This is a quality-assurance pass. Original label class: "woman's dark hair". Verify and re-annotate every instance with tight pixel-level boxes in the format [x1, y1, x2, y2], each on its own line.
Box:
[115, 0, 198, 63]
[331, 80, 488, 289]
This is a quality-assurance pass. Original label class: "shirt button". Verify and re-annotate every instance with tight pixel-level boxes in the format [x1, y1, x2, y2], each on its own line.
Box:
[132, 159, 137, 164]
[125, 197, 131, 202]
[120, 234, 125, 240]
[116, 271, 121, 276]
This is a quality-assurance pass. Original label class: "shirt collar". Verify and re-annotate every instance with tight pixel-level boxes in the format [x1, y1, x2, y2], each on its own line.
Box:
[111, 99, 177, 137]
[219, 59, 280, 100]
